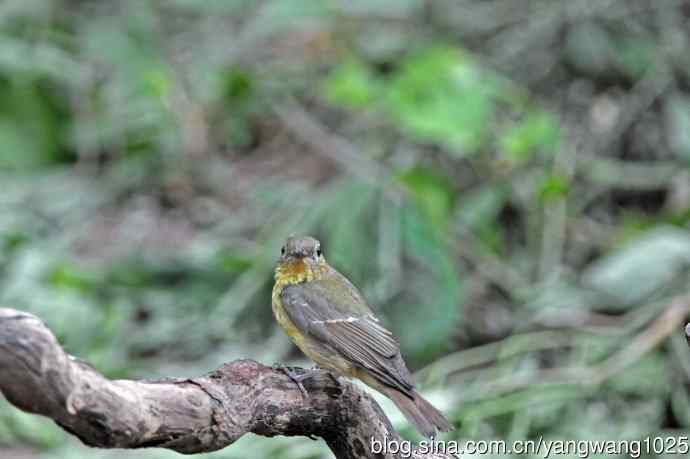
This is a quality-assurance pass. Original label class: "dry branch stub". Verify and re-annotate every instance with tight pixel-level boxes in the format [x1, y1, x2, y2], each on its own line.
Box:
[0, 308, 452, 459]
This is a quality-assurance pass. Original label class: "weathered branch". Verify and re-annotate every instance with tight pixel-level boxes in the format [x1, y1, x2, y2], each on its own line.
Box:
[0, 308, 452, 458]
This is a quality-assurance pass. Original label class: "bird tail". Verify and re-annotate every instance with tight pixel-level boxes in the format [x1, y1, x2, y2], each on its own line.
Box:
[385, 387, 453, 438]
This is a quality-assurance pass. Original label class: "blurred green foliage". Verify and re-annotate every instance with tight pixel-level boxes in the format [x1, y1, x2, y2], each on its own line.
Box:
[1, 1, 690, 458]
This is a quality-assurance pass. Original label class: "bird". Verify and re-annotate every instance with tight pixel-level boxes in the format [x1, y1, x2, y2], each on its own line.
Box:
[271, 235, 452, 438]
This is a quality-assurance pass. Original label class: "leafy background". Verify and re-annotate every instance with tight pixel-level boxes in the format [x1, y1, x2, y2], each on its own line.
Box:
[1, 1, 690, 458]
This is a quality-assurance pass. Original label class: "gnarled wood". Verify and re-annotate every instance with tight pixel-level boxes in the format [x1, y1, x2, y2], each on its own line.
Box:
[0, 308, 452, 458]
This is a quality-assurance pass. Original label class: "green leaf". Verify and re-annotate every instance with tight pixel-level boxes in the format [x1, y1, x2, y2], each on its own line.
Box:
[322, 58, 378, 108]
[498, 111, 560, 164]
[396, 166, 454, 230]
[538, 173, 570, 203]
[214, 250, 254, 274]
[142, 68, 172, 100]
[46, 263, 99, 293]
[0, 76, 69, 171]
[222, 68, 254, 104]
[384, 46, 498, 155]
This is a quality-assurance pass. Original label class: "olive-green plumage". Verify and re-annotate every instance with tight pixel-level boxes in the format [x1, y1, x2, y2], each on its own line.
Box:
[272, 235, 452, 438]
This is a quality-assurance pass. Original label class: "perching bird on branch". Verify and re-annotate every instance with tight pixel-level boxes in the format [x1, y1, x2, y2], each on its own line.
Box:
[272, 235, 452, 438]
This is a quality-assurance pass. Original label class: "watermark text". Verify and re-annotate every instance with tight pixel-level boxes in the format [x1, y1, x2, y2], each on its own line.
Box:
[370, 435, 690, 458]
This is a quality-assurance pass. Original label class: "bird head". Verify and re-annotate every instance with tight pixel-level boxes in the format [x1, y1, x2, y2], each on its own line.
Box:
[279, 235, 324, 263]
[274, 235, 327, 284]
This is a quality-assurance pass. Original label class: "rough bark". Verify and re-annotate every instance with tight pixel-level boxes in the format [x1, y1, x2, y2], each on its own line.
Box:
[0, 308, 452, 458]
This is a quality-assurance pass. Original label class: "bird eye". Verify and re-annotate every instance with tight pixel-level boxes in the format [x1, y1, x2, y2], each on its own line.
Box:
[281, 246, 285, 256]
[316, 248, 322, 257]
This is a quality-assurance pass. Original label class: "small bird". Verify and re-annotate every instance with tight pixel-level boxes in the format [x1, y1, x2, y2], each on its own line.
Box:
[272, 235, 452, 438]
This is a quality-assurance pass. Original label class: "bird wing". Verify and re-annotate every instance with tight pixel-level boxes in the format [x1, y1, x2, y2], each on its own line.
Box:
[280, 275, 414, 394]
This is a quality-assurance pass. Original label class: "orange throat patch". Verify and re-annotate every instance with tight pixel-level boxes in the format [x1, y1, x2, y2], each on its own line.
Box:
[274, 258, 324, 287]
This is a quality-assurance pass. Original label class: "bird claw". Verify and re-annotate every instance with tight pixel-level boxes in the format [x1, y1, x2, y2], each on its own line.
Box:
[272, 363, 312, 399]
[324, 371, 341, 387]
[309, 364, 341, 386]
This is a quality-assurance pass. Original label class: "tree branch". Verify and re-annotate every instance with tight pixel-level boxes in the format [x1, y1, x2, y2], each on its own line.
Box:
[0, 308, 452, 458]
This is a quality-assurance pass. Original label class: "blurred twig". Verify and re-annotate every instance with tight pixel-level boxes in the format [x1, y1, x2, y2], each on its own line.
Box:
[421, 293, 689, 404]
[453, 225, 531, 294]
[578, 59, 674, 183]
[274, 100, 389, 189]
[589, 294, 690, 383]
[417, 329, 587, 384]
[580, 158, 680, 189]
[538, 120, 580, 281]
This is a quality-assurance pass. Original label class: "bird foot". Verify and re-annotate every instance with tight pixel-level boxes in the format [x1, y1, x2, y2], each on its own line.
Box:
[272, 363, 313, 399]
[310, 365, 341, 386]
